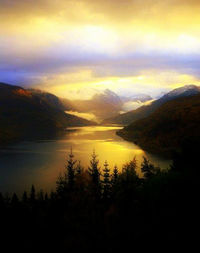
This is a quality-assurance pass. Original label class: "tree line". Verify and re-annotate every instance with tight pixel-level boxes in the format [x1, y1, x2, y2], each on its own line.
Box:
[0, 143, 199, 252]
[1, 149, 161, 204]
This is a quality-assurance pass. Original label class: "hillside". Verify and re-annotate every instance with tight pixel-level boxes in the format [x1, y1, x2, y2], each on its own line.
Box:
[28, 89, 74, 111]
[102, 85, 200, 125]
[117, 94, 200, 157]
[0, 83, 95, 145]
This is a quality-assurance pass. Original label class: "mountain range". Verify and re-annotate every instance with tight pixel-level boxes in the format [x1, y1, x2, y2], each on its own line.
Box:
[1, 81, 200, 156]
[120, 94, 152, 103]
[102, 85, 200, 125]
[65, 89, 152, 121]
[117, 85, 200, 157]
[0, 83, 96, 145]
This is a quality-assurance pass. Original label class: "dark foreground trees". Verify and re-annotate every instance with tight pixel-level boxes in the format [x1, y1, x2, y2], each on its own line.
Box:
[0, 148, 198, 253]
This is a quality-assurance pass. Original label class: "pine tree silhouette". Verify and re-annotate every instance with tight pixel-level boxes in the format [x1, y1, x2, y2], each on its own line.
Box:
[56, 172, 65, 196]
[102, 160, 111, 200]
[30, 185, 36, 202]
[66, 147, 77, 190]
[122, 156, 138, 179]
[88, 150, 101, 199]
[76, 160, 83, 175]
[112, 165, 119, 186]
[141, 156, 156, 179]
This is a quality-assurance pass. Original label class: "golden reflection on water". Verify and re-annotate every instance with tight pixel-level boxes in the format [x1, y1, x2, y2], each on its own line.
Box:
[63, 126, 170, 176]
[0, 126, 171, 194]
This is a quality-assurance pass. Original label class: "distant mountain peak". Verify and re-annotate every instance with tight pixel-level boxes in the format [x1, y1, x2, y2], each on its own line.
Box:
[94, 88, 119, 97]
[104, 88, 118, 95]
[164, 84, 200, 98]
[92, 89, 122, 104]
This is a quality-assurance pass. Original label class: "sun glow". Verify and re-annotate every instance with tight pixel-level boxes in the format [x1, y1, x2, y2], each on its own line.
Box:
[1, 0, 200, 98]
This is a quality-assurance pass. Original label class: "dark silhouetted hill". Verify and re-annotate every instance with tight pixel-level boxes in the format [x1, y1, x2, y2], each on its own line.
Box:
[28, 89, 74, 111]
[0, 83, 96, 145]
[117, 93, 200, 157]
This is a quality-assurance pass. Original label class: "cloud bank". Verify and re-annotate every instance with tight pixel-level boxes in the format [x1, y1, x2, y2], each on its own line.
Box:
[1, 0, 200, 98]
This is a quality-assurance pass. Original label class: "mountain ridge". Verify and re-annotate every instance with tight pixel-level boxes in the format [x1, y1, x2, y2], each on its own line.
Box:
[67, 89, 152, 121]
[117, 93, 200, 157]
[0, 82, 96, 146]
[102, 84, 200, 125]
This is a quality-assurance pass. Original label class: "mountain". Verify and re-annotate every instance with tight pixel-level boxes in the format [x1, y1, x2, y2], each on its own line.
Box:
[68, 89, 153, 121]
[0, 83, 96, 145]
[117, 93, 200, 157]
[120, 94, 152, 103]
[70, 89, 123, 120]
[102, 85, 200, 125]
[162, 84, 200, 98]
[28, 89, 74, 111]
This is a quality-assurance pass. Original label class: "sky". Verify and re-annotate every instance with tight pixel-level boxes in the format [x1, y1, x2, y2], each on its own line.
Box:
[1, 0, 200, 99]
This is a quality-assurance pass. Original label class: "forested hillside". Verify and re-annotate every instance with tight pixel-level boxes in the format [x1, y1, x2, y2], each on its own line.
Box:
[118, 94, 200, 156]
[0, 83, 95, 145]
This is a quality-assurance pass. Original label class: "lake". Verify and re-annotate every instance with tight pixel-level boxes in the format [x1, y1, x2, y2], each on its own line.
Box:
[0, 126, 171, 195]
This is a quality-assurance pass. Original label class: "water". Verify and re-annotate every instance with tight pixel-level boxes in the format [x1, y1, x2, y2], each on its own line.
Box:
[0, 126, 171, 195]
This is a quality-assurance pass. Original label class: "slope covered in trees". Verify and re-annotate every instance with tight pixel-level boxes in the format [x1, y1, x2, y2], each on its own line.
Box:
[28, 88, 74, 111]
[117, 93, 200, 157]
[0, 83, 96, 145]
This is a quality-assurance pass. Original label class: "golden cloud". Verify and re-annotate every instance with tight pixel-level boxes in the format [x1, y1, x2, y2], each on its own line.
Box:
[1, 0, 200, 98]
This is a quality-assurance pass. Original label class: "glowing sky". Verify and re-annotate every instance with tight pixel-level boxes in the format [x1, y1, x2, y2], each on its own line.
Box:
[1, 0, 200, 98]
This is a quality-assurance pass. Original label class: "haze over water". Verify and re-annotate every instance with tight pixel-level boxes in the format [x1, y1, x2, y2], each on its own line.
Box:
[0, 126, 171, 194]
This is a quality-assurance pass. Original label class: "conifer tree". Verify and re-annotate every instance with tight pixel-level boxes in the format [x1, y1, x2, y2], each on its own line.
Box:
[112, 165, 119, 186]
[111, 165, 119, 199]
[102, 160, 111, 200]
[141, 156, 156, 179]
[128, 156, 138, 176]
[88, 150, 101, 199]
[66, 147, 77, 190]
[30, 185, 36, 202]
[76, 160, 83, 175]
[56, 173, 65, 196]
[122, 156, 138, 179]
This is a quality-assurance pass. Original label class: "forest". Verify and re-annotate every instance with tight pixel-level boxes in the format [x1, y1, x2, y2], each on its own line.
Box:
[0, 141, 198, 252]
